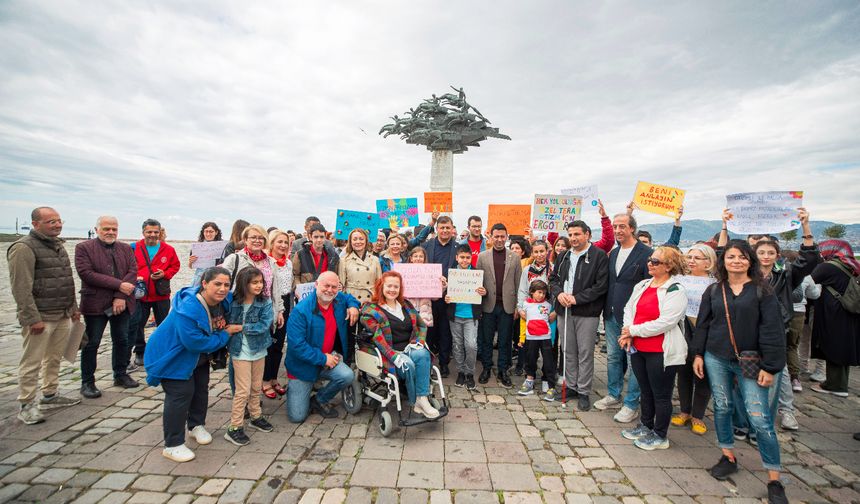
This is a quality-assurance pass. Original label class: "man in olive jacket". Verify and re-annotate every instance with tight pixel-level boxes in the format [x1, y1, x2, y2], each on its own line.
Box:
[7, 207, 80, 425]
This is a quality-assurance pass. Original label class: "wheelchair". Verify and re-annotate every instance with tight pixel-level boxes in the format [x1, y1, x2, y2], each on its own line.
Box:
[341, 328, 448, 436]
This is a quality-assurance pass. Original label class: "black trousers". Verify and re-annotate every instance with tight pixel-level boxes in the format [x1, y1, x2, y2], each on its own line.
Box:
[630, 351, 678, 439]
[524, 339, 556, 384]
[161, 358, 209, 448]
[428, 299, 452, 365]
[133, 299, 170, 356]
[676, 354, 711, 419]
[81, 311, 131, 383]
[263, 297, 291, 381]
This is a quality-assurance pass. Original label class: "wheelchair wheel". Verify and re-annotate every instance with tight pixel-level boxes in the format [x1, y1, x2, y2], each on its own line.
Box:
[378, 410, 394, 437]
[428, 396, 441, 410]
[342, 380, 363, 415]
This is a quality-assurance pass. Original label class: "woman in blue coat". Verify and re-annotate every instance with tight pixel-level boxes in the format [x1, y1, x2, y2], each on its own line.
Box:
[144, 267, 242, 463]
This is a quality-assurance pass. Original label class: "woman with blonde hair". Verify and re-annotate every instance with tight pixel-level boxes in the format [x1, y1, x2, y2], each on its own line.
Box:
[338, 228, 382, 359]
[261, 229, 293, 398]
[671, 243, 717, 435]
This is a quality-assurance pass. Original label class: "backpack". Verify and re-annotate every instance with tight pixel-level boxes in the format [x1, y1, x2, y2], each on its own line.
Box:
[824, 260, 860, 315]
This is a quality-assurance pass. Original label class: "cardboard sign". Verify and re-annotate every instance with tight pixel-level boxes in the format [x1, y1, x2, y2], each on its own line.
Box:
[677, 275, 716, 318]
[532, 194, 582, 234]
[335, 209, 379, 240]
[377, 198, 419, 228]
[487, 204, 531, 235]
[446, 269, 484, 304]
[633, 181, 686, 218]
[726, 191, 803, 234]
[190, 240, 227, 269]
[295, 282, 316, 302]
[392, 263, 443, 299]
[424, 192, 453, 213]
[63, 321, 86, 363]
[561, 185, 599, 212]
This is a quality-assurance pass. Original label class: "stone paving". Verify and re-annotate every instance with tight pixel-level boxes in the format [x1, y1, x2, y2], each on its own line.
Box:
[1, 241, 859, 503]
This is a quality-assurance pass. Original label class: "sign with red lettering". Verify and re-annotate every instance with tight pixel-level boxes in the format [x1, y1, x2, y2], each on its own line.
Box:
[632, 181, 686, 218]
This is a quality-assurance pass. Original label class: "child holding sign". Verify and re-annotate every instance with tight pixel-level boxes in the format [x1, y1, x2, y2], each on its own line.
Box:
[516, 280, 558, 401]
[445, 245, 486, 390]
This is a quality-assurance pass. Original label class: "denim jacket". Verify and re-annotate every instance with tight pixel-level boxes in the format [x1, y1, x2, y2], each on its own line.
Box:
[227, 297, 274, 356]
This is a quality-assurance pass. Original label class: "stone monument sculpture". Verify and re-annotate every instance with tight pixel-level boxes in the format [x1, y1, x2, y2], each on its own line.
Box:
[379, 86, 510, 192]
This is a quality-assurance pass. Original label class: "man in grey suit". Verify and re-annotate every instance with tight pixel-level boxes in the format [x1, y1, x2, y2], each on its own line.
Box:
[476, 223, 523, 388]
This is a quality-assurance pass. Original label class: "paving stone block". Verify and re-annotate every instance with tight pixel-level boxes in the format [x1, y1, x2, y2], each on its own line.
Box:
[43, 486, 82, 504]
[99, 491, 133, 504]
[17, 483, 57, 502]
[398, 460, 444, 488]
[248, 477, 285, 504]
[488, 463, 539, 491]
[73, 490, 114, 504]
[429, 489, 452, 504]
[344, 487, 371, 504]
[1, 466, 42, 483]
[194, 478, 232, 496]
[444, 462, 492, 490]
[297, 488, 324, 504]
[31, 467, 77, 484]
[600, 483, 637, 496]
[165, 495, 194, 504]
[0, 483, 28, 503]
[564, 476, 599, 494]
[501, 492, 542, 504]
[452, 490, 499, 504]
[218, 479, 255, 503]
[132, 474, 173, 491]
[127, 491, 172, 503]
[540, 475, 566, 492]
[289, 472, 323, 489]
[92, 472, 137, 490]
[273, 489, 302, 504]
[400, 488, 429, 504]
[23, 440, 65, 453]
[167, 476, 203, 494]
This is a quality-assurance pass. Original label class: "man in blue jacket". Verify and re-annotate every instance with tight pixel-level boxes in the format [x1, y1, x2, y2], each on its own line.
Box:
[285, 271, 360, 423]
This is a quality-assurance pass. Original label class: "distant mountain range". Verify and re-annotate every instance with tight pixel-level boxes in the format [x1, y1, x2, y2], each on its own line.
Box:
[593, 220, 860, 246]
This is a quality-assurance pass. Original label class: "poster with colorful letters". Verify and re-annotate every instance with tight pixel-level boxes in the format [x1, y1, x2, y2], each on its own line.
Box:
[725, 191, 803, 234]
[532, 194, 582, 234]
[632, 181, 686, 218]
[377, 198, 420, 228]
[295, 282, 315, 302]
[392, 263, 443, 299]
[446, 269, 484, 304]
[335, 209, 379, 240]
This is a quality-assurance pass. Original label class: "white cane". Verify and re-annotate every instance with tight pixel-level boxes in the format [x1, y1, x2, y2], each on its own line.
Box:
[561, 307, 568, 408]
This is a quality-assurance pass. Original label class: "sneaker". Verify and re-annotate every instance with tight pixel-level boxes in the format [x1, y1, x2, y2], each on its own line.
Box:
[114, 375, 140, 388]
[465, 374, 477, 390]
[565, 388, 579, 399]
[622, 424, 652, 440]
[189, 425, 212, 445]
[767, 480, 788, 504]
[708, 455, 738, 480]
[541, 381, 549, 393]
[791, 378, 802, 392]
[614, 406, 639, 423]
[440, 363, 450, 379]
[478, 368, 492, 384]
[17, 402, 45, 425]
[543, 388, 557, 402]
[577, 395, 591, 411]
[39, 394, 81, 410]
[556, 376, 565, 386]
[126, 361, 139, 372]
[809, 370, 826, 383]
[780, 411, 799, 431]
[224, 427, 250, 446]
[518, 379, 535, 396]
[733, 427, 748, 440]
[80, 382, 102, 399]
[413, 396, 440, 419]
[455, 372, 466, 388]
[593, 395, 621, 411]
[162, 444, 195, 462]
[634, 432, 670, 451]
[810, 384, 849, 398]
[310, 396, 339, 419]
[249, 416, 274, 432]
[600, 344, 607, 354]
[747, 432, 758, 447]
[498, 371, 512, 389]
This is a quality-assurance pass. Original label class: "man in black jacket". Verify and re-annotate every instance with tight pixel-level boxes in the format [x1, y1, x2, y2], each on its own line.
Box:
[550, 221, 609, 411]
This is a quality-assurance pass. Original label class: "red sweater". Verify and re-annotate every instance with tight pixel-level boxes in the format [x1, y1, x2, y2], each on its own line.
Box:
[592, 216, 615, 254]
[134, 241, 181, 302]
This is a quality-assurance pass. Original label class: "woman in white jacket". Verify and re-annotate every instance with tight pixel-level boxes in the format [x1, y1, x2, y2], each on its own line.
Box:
[618, 246, 688, 451]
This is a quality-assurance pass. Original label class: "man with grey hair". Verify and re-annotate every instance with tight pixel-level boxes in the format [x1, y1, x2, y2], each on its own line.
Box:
[8, 207, 80, 424]
[75, 215, 140, 397]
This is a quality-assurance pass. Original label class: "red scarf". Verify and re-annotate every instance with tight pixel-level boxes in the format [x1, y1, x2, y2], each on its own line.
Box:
[274, 254, 288, 267]
[244, 247, 267, 262]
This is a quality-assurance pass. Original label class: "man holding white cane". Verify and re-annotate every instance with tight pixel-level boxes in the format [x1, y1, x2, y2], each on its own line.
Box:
[549, 220, 609, 411]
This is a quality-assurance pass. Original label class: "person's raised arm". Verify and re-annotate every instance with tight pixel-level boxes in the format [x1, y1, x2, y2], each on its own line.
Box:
[718, 209, 731, 248]
[666, 206, 683, 246]
[593, 199, 615, 253]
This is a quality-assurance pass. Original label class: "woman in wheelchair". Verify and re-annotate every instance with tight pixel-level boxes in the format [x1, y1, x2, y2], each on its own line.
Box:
[360, 271, 440, 419]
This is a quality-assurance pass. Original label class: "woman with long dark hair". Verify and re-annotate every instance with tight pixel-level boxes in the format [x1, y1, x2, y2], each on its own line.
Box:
[189, 222, 223, 287]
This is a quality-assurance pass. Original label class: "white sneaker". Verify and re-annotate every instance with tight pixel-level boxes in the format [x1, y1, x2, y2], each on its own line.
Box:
[780, 411, 799, 431]
[593, 395, 622, 411]
[413, 396, 440, 419]
[809, 371, 826, 383]
[791, 378, 803, 393]
[614, 406, 639, 423]
[810, 385, 849, 398]
[162, 444, 195, 463]
[541, 381, 549, 393]
[190, 425, 212, 445]
[17, 402, 45, 425]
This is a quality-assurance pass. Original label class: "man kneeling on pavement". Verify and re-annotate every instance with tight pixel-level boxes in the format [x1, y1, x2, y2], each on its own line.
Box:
[284, 271, 359, 422]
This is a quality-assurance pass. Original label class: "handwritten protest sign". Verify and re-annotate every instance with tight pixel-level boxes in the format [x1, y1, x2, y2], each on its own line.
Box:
[487, 204, 531, 235]
[678, 275, 716, 318]
[532, 194, 582, 234]
[377, 198, 419, 228]
[725, 191, 803, 234]
[190, 240, 227, 269]
[633, 181, 686, 218]
[424, 192, 453, 213]
[562, 185, 599, 212]
[392, 263, 443, 299]
[295, 282, 315, 302]
[447, 269, 484, 304]
[335, 210, 379, 239]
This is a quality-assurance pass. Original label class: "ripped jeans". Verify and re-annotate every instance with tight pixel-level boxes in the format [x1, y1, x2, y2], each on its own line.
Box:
[704, 352, 781, 471]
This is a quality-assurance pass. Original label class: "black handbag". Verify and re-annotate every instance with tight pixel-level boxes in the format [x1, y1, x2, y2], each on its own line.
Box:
[721, 283, 762, 380]
[142, 246, 171, 296]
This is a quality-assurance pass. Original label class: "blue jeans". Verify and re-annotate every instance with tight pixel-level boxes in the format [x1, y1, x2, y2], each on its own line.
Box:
[395, 346, 432, 405]
[286, 361, 354, 423]
[480, 305, 513, 372]
[705, 352, 781, 471]
[605, 316, 640, 408]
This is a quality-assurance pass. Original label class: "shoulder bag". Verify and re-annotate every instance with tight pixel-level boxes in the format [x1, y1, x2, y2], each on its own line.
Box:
[721, 283, 761, 380]
[142, 246, 171, 296]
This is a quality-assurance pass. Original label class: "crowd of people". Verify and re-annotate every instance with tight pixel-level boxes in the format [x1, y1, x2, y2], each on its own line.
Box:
[8, 203, 860, 504]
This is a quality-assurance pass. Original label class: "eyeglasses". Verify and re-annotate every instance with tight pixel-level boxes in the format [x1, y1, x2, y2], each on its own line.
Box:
[686, 255, 708, 262]
[246, 236, 265, 242]
[42, 219, 64, 225]
[647, 258, 664, 266]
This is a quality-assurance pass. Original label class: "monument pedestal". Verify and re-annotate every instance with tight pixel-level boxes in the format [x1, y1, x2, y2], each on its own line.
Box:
[430, 149, 453, 192]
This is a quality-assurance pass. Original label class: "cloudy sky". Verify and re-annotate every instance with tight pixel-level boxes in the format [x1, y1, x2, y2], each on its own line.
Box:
[1, 1, 859, 239]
